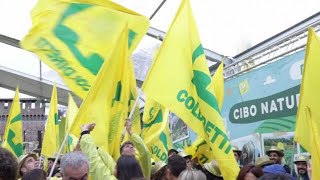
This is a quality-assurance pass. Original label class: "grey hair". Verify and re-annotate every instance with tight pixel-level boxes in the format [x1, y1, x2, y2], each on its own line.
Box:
[178, 169, 207, 180]
[60, 151, 89, 174]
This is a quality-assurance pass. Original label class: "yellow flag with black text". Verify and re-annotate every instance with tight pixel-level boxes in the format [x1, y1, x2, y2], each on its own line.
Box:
[21, 0, 149, 99]
[294, 28, 320, 180]
[42, 84, 59, 157]
[69, 26, 130, 154]
[2, 87, 23, 157]
[142, 0, 239, 178]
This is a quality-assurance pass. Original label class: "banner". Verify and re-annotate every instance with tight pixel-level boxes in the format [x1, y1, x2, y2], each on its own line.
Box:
[222, 50, 305, 139]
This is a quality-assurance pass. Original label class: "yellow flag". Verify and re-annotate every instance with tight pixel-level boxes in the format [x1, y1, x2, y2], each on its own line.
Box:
[65, 94, 79, 152]
[142, 0, 239, 178]
[184, 137, 214, 166]
[141, 99, 170, 162]
[42, 84, 59, 157]
[20, 0, 149, 99]
[2, 87, 23, 157]
[127, 59, 142, 136]
[209, 62, 224, 110]
[294, 28, 320, 179]
[69, 26, 130, 155]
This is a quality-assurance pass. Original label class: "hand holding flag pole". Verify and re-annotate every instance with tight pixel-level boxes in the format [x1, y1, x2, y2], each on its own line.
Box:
[121, 91, 142, 142]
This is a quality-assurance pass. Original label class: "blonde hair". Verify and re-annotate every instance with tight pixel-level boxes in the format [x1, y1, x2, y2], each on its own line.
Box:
[178, 169, 206, 180]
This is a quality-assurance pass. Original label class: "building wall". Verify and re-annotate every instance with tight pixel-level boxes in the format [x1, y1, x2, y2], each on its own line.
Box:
[0, 98, 46, 149]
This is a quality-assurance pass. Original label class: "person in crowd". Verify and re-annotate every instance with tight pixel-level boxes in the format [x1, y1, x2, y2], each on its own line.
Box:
[151, 161, 166, 180]
[51, 167, 62, 178]
[232, 145, 242, 162]
[236, 164, 264, 180]
[266, 146, 290, 173]
[258, 173, 293, 180]
[165, 154, 187, 180]
[22, 169, 47, 180]
[60, 151, 90, 180]
[18, 153, 39, 178]
[0, 147, 18, 180]
[168, 149, 179, 157]
[293, 155, 310, 180]
[115, 155, 145, 180]
[201, 160, 223, 180]
[178, 169, 206, 180]
[178, 151, 193, 170]
[47, 155, 61, 175]
[119, 119, 151, 178]
[255, 156, 274, 168]
[79, 123, 117, 180]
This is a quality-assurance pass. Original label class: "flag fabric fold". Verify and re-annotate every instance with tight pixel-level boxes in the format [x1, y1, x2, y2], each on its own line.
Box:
[21, 0, 149, 99]
[42, 84, 59, 157]
[142, 0, 239, 178]
[294, 28, 320, 180]
[141, 99, 171, 162]
[69, 26, 130, 157]
[2, 87, 23, 157]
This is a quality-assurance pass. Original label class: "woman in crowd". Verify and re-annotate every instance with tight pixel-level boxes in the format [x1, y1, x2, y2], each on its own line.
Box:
[115, 155, 145, 180]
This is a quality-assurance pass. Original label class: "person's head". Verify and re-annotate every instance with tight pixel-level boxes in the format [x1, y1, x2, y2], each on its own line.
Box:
[168, 149, 178, 157]
[115, 155, 144, 180]
[60, 151, 89, 180]
[0, 147, 18, 180]
[22, 169, 47, 180]
[152, 164, 167, 180]
[177, 151, 192, 170]
[202, 160, 223, 180]
[151, 161, 166, 178]
[48, 157, 61, 169]
[52, 167, 62, 177]
[178, 169, 206, 180]
[266, 146, 284, 165]
[232, 146, 242, 161]
[258, 173, 292, 180]
[166, 155, 187, 180]
[255, 156, 274, 168]
[236, 164, 264, 180]
[294, 155, 308, 176]
[18, 153, 39, 177]
[262, 164, 286, 174]
[120, 141, 135, 156]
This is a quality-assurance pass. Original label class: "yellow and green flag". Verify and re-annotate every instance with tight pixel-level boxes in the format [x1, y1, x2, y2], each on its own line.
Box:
[69, 26, 130, 156]
[184, 137, 214, 166]
[184, 62, 224, 166]
[42, 84, 59, 157]
[2, 87, 23, 157]
[294, 28, 320, 180]
[20, 0, 149, 99]
[209, 62, 224, 110]
[142, 0, 239, 178]
[141, 99, 170, 162]
[65, 94, 79, 152]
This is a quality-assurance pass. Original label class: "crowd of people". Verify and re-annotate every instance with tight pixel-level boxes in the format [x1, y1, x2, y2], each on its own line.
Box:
[0, 120, 312, 180]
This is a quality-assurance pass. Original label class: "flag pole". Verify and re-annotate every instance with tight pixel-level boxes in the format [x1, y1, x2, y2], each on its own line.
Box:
[121, 90, 142, 142]
[47, 133, 69, 179]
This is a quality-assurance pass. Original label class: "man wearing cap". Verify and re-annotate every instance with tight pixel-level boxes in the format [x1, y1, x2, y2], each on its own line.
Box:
[266, 146, 290, 173]
[232, 146, 242, 162]
[294, 155, 310, 180]
[255, 156, 274, 168]
[18, 153, 39, 178]
[202, 160, 223, 180]
[168, 149, 178, 157]
[178, 151, 192, 170]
